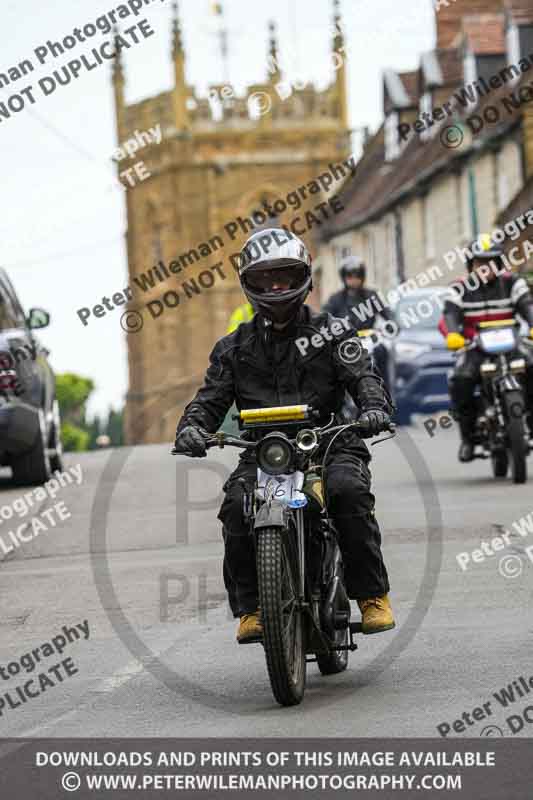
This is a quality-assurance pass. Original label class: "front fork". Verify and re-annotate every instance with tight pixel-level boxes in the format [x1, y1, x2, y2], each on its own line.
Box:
[295, 507, 306, 603]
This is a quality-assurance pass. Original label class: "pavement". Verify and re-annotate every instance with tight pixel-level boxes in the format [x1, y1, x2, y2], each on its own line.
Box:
[0, 423, 532, 738]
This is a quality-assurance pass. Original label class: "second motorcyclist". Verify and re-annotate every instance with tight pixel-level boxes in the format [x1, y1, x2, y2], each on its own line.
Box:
[322, 256, 394, 388]
[443, 234, 533, 462]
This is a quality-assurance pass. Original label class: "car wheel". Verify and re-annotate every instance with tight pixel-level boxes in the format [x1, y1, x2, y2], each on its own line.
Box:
[11, 409, 51, 486]
[48, 399, 64, 473]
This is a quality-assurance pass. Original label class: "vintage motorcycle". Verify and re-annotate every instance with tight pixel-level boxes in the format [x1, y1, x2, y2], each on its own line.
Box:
[457, 320, 532, 484]
[173, 404, 395, 707]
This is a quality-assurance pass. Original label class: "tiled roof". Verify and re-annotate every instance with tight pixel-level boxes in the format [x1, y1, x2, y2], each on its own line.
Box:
[323, 62, 531, 239]
[383, 70, 420, 114]
[436, 48, 464, 86]
[419, 48, 463, 92]
[461, 13, 506, 55]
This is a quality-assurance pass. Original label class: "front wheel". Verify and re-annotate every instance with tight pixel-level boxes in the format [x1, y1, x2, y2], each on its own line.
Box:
[503, 392, 528, 484]
[257, 526, 306, 706]
[48, 399, 64, 474]
[508, 415, 527, 484]
[11, 409, 51, 486]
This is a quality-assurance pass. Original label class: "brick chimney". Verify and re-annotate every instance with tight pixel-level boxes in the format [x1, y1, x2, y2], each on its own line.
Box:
[436, 0, 504, 48]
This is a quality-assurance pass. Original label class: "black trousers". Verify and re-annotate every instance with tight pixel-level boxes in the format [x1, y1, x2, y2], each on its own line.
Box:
[218, 449, 390, 617]
[449, 346, 533, 439]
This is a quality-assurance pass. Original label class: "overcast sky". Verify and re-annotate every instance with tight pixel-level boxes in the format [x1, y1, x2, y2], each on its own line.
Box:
[0, 0, 435, 416]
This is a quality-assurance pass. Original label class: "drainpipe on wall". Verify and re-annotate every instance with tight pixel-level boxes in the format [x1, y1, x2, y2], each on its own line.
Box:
[394, 209, 406, 284]
[468, 167, 479, 238]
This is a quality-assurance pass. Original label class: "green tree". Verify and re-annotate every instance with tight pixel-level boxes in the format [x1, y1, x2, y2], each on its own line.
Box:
[56, 373, 95, 452]
[87, 415, 102, 450]
[105, 407, 124, 446]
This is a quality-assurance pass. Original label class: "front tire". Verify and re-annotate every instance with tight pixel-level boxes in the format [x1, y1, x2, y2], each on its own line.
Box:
[509, 415, 527, 484]
[257, 526, 306, 706]
[11, 409, 51, 486]
[504, 392, 527, 484]
[48, 399, 64, 474]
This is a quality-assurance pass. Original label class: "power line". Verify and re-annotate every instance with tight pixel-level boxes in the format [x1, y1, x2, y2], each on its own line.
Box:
[4, 234, 125, 269]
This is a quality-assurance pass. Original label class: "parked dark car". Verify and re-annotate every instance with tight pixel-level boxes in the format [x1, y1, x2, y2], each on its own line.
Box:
[391, 288, 454, 425]
[0, 268, 63, 484]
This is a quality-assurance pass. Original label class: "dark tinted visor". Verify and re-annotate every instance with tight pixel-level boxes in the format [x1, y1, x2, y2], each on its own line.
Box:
[244, 264, 307, 293]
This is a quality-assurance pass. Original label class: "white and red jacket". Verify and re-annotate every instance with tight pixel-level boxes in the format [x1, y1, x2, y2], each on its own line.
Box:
[441, 272, 533, 340]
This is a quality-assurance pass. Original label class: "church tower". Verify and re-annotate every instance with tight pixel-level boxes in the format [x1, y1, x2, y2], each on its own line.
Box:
[115, 1, 352, 444]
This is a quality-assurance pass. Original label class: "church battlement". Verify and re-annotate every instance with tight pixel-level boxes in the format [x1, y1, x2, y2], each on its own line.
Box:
[112, 1, 349, 158]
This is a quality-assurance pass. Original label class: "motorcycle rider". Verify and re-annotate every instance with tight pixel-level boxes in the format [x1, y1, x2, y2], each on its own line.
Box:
[174, 228, 395, 643]
[322, 256, 394, 387]
[443, 233, 533, 462]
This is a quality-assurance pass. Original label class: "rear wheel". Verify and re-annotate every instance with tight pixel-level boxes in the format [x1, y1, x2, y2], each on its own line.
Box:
[491, 448, 508, 478]
[316, 627, 349, 675]
[11, 409, 51, 486]
[257, 526, 306, 706]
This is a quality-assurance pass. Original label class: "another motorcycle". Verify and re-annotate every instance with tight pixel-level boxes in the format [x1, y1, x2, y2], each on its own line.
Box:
[173, 404, 395, 707]
[457, 320, 532, 483]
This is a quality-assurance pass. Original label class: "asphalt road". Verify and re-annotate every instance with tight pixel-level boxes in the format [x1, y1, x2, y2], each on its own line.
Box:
[1, 423, 532, 738]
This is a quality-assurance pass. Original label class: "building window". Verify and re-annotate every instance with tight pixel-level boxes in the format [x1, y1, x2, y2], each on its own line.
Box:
[422, 195, 435, 261]
[385, 111, 400, 161]
[497, 150, 510, 211]
[362, 232, 374, 284]
[367, 230, 376, 278]
[386, 216, 398, 287]
[341, 245, 352, 260]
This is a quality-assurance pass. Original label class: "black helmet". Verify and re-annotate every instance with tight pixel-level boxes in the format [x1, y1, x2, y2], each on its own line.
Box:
[339, 255, 366, 282]
[466, 233, 504, 272]
[238, 228, 312, 323]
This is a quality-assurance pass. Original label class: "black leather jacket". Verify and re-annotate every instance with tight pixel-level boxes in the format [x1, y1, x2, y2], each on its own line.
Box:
[176, 306, 392, 456]
[322, 287, 393, 330]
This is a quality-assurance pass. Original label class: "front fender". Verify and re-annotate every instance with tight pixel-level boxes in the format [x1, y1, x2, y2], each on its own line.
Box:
[254, 500, 290, 530]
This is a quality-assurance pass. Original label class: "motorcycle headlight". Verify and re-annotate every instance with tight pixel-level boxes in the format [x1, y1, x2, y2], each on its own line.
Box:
[510, 358, 526, 373]
[256, 434, 293, 476]
[394, 341, 432, 360]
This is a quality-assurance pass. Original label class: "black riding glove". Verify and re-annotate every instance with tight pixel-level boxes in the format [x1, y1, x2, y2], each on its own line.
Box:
[358, 409, 391, 436]
[174, 425, 207, 457]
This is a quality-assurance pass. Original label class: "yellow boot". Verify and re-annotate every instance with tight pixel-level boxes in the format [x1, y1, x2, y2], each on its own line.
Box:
[236, 610, 263, 643]
[357, 595, 395, 634]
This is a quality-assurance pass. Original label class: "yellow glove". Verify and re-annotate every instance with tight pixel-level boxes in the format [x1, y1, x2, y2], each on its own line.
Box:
[447, 332, 466, 351]
[530, 328, 533, 340]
